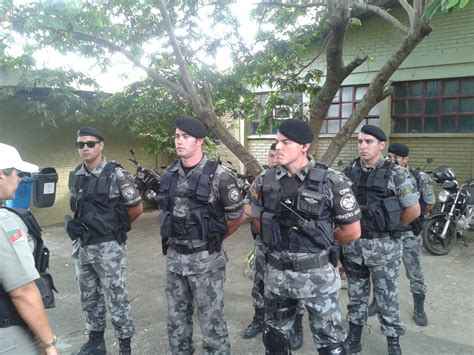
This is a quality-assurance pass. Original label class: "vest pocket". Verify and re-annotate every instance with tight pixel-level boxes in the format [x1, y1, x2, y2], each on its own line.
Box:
[159, 211, 172, 239]
[382, 196, 402, 232]
[261, 212, 282, 250]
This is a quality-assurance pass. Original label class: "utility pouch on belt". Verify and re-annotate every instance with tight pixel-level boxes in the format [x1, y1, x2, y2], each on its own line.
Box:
[208, 233, 222, 254]
[329, 244, 340, 268]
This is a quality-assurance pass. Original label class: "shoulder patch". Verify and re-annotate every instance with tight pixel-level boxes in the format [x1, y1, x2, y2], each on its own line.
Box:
[7, 228, 25, 244]
[340, 194, 357, 211]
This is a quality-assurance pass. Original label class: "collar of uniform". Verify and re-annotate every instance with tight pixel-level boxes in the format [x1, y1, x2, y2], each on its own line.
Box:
[360, 155, 385, 171]
[76, 156, 107, 176]
[275, 156, 315, 181]
[177, 155, 207, 177]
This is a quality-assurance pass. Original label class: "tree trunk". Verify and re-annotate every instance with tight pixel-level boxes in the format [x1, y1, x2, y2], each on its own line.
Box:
[319, 23, 432, 166]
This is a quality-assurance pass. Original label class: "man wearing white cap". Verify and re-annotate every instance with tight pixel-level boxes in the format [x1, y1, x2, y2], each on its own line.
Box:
[0, 143, 58, 354]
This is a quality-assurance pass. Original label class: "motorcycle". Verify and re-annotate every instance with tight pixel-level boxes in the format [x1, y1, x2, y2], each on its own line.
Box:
[129, 149, 161, 203]
[421, 166, 473, 255]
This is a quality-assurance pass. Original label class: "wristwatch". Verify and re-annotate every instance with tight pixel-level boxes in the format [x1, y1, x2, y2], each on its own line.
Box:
[42, 335, 57, 349]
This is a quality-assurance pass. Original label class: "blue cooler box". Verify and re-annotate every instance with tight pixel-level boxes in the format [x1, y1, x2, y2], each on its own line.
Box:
[6, 176, 33, 209]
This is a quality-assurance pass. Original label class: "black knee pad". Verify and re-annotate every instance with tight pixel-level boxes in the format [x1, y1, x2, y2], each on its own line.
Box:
[262, 325, 290, 355]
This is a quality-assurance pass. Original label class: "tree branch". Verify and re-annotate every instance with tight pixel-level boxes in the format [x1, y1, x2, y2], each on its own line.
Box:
[343, 54, 368, 77]
[155, 0, 205, 111]
[48, 28, 189, 98]
[254, 1, 328, 9]
[399, 0, 414, 26]
[351, 2, 409, 34]
[286, 36, 328, 83]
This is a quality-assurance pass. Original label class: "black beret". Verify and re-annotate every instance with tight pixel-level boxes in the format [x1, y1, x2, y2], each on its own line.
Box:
[77, 126, 105, 141]
[270, 142, 277, 151]
[278, 119, 314, 144]
[360, 124, 387, 141]
[388, 143, 409, 157]
[175, 117, 208, 138]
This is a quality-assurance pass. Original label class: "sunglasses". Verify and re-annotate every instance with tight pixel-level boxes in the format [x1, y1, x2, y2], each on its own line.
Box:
[76, 141, 101, 149]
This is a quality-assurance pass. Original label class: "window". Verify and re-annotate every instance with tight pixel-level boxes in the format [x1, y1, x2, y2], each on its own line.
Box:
[250, 92, 304, 135]
[392, 77, 474, 133]
[323, 85, 380, 134]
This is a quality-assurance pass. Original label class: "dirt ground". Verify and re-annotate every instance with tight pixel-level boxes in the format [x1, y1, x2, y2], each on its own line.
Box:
[43, 210, 474, 354]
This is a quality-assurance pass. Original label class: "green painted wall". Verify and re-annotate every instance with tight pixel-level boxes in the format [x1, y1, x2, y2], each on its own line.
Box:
[0, 95, 169, 226]
[246, 3, 474, 183]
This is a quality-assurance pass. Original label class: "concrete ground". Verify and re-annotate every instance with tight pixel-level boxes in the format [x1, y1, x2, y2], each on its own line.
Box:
[43, 210, 474, 355]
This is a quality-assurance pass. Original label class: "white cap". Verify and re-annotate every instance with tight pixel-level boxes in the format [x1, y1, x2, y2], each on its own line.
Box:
[0, 143, 39, 173]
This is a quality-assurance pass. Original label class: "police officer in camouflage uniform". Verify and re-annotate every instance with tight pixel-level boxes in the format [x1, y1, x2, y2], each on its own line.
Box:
[242, 143, 278, 340]
[243, 143, 306, 350]
[67, 127, 143, 355]
[157, 117, 245, 355]
[342, 126, 421, 355]
[250, 119, 361, 355]
[387, 143, 434, 326]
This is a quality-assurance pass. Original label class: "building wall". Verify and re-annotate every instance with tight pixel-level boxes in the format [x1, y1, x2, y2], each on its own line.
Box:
[243, 3, 474, 183]
[0, 95, 169, 226]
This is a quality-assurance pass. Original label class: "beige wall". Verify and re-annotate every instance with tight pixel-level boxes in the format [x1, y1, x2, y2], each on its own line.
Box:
[0, 95, 169, 226]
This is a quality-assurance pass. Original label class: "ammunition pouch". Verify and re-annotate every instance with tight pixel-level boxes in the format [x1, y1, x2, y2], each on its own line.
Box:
[208, 233, 222, 254]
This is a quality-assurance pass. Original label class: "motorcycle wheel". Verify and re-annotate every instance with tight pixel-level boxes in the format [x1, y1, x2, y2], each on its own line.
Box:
[422, 216, 457, 255]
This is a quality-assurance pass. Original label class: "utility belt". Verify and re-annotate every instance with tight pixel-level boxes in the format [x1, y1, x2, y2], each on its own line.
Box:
[266, 253, 329, 271]
[65, 216, 126, 246]
[169, 243, 210, 255]
[360, 231, 395, 239]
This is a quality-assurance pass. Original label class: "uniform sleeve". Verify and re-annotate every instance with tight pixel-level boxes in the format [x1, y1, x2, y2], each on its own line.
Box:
[330, 175, 362, 225]
[392, 167, 420, 208]
[250, 172, 265, 219]
[419, 172, 436, 205]
[0, 225, 39, 292]
[115, 167, 142, 207]
[216, 169, 244, 220]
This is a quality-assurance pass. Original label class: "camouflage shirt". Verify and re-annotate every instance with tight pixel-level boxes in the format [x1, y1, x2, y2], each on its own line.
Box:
[250, 156, 361, 298]
[70, 156, 141, 263]
[412, 169, 436, 207]
[162, 156, 244, 276]
[343, 156, 420, 265]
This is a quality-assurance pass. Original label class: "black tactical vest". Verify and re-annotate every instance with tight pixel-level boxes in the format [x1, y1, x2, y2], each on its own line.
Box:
[1, 207, 56, 329]
[157, 159, 227, 243]
[68, 162, 131, 245]
[343, 158, 401, 238]
[260, 163, 334, 253]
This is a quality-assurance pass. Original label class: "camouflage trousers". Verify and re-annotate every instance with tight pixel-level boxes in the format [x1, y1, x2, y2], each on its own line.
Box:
[251, 236, 266, 309]
[74, 256, 134, 339]
[252, 237, 304, 315]
[343, 236, 406, 337]
[401, 231, 428, 295]
[166, 266, 230, 355]
[264, 260, 345, 349]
